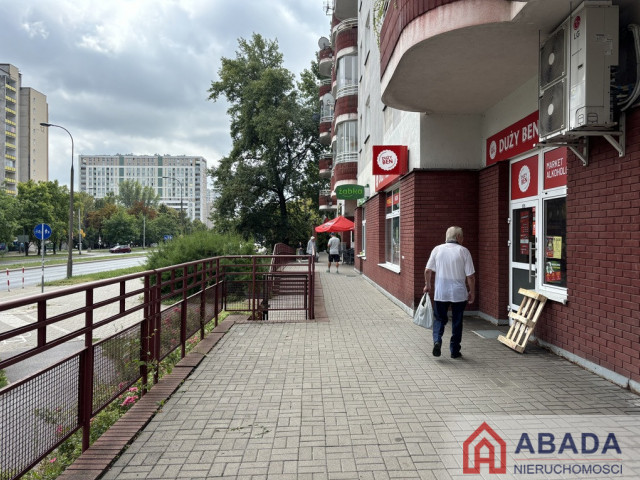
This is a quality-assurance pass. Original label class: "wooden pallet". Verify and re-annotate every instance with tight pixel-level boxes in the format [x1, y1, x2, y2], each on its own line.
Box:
[498, 288, 548, 353]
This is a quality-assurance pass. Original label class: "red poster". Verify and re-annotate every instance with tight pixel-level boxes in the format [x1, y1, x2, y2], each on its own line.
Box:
[511, 155, 538, 200]
[544, 148, 568, 189]
[486, 111, 539, 165]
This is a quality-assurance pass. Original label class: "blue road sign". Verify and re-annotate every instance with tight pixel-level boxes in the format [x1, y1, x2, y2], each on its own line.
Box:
[34, 223, 52, 240]
[163, 235, 173, 241]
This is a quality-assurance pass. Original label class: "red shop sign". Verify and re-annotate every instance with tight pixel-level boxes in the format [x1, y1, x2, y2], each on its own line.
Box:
[511, 155, 538, 200]
[372, 145, 408, 175]
[544, 147, 568, 189]
[486, 111, 539, 166]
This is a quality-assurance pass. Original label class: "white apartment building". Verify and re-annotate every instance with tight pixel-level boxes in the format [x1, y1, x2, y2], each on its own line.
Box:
[79, 154, 209, 223]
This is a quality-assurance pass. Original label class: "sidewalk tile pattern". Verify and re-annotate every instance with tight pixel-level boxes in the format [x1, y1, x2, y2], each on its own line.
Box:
[88, 266, 640, 479]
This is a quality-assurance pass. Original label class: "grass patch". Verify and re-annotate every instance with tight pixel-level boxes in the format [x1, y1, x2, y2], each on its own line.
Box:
[44, 266, 146, 286]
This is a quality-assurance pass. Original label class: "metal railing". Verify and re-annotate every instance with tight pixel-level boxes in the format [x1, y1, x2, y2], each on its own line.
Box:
[0, 249, 314, 479]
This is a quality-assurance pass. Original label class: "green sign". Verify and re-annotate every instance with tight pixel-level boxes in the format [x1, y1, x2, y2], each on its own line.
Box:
[335, 184, 365, 200]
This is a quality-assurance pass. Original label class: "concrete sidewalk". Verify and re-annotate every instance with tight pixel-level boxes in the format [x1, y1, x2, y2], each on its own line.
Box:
[84, 262, 640, 479]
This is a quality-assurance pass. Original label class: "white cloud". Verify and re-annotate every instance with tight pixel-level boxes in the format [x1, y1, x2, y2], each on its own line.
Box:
[2, 0, 330, 189]
[21, 21, 48, 39]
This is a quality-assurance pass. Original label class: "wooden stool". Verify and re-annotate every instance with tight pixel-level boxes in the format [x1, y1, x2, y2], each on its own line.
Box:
[498, 288, 547, 353]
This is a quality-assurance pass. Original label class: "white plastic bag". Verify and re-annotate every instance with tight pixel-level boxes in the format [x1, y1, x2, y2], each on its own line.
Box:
[413, 293, 434, 329]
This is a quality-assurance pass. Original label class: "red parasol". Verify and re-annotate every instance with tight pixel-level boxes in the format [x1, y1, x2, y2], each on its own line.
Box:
[314, 215, 355, 233]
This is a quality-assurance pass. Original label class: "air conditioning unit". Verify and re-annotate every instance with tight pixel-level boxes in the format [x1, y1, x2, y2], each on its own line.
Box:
[539, 1, 619, 141]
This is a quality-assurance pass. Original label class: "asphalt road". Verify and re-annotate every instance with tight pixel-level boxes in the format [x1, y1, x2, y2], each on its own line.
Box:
[1, 254, 148, 290]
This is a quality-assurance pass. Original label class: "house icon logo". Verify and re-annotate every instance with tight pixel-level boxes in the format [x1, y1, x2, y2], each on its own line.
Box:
[463, 422, 507, 474]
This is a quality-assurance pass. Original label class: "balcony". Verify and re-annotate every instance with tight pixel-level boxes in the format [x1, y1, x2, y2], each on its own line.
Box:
[319, 189, 338, 211]
[379, 0, 577, 114]
[319, 153, 333, 178]
[331, 0, 357, 22]
[333, 154, 358, 185]
[318, 46, 333, 78]
[332, 18, 358, 56]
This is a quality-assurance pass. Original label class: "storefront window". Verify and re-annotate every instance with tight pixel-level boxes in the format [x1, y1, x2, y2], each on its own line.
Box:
[385, 187, 400, 266]
[543, 196, 567, 288]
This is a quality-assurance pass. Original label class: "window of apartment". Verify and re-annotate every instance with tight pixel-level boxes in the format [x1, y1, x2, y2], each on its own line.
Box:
[336, 55, 358, 98]
[335, 121, 358, 163]
[385, 187, 400, 267]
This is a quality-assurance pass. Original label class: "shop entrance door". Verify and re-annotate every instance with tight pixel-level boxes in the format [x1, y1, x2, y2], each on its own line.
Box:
[510, 200, 538, 309]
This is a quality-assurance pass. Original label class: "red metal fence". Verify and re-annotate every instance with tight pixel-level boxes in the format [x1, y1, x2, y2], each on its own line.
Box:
[0, 251, 314, 479]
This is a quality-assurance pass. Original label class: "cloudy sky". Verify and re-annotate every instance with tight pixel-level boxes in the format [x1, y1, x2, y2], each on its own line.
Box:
[1, 0, 330, 188]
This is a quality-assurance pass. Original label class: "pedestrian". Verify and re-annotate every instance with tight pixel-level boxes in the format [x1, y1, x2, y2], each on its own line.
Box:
[424, 226, 475, 359]
[306, 235, 316, 262]
[327, 232, 341, 273]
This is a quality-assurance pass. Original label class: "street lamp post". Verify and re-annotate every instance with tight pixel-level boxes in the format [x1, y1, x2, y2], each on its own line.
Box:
[162, 176, 184, 232]
[40, 122, 74, 278]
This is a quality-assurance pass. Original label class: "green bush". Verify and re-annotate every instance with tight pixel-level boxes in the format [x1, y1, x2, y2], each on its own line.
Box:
[0, 369, 7, 389]
[145, 231, 256, 270]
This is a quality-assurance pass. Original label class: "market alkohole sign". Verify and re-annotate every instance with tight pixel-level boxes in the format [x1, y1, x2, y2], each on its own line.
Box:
[335, 184, 365, 200]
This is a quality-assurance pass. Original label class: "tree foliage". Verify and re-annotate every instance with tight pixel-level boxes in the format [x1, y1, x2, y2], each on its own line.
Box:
[208, 33, 324, 247]
[118, 180, 159, 209]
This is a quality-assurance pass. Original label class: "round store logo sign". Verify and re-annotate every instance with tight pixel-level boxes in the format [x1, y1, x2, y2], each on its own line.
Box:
[518, 165, 531, 193]
[489, 141, 497, 160]
[376, 149, 398, 172]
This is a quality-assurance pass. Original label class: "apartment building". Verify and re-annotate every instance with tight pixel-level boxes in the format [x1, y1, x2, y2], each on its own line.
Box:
[318, 0, 640, 391]
[79, 154, 209, 223]
[1, 63, 49, 193]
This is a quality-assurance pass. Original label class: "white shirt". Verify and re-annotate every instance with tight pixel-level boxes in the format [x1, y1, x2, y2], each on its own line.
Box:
[426, 242, 475, 302]
[327, 236, 340, 254]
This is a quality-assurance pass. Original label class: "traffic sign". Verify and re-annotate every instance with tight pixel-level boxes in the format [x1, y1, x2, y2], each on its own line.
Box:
[34, 223, 52, 241]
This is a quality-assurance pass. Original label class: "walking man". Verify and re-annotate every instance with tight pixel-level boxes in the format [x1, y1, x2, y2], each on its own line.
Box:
[424, 226, 475, 359]
[327, 232, 341, 273]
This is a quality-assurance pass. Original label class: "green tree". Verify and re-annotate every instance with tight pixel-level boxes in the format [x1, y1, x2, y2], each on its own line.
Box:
[0, 191, 18, 250]
[16, 181, 69, 256]
[102, 207, 139, 246]
[118, 180, 159, 209]
[207, 33, 323, 246]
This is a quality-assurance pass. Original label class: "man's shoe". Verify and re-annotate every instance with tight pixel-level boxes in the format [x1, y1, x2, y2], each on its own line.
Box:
[432, 342, 441, 357]
[451, 352, 463, 359]
[335, 270, 339, 274]
[326, 269, 330, 273]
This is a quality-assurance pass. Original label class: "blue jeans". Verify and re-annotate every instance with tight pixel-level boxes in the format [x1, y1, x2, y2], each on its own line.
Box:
[433, 300, 467, 355]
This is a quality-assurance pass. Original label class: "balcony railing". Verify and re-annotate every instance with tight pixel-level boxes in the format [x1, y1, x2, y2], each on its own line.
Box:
[0, 251, 315, 480]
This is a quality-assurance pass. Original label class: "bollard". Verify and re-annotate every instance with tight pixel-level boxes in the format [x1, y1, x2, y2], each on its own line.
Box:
[6, 268, 9, 292]
[22, 267, 25, 289]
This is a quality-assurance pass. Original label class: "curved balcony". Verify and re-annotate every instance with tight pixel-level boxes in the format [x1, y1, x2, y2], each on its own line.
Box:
[379, 0, 572, 114]
[332, 0, 357, 22]
[318, 46, 333, 78]
[319, 189, 338, 211]
[319, 154, 333, 179]
[332, 18, 358, 56]
[334, 94, 357, 125]
[319, 120, 333, 145]
[333, 154, 357, 185]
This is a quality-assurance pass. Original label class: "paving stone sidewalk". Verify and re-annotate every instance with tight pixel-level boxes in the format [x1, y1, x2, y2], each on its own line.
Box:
[98, 263, 640, 479]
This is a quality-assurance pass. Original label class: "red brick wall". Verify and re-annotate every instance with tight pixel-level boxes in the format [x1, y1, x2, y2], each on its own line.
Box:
[334, 95, 358, 118]
[358, 170, 478, 309]
[335, 25, 357, 52]
[536, 108, 640, 383]
[478, 162, 510, 321]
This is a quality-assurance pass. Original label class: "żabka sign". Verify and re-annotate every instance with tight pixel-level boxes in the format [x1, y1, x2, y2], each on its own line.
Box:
[463, 422, 623, 476]
[373, 145, 408, 192]
[486, 111, 539, 166]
